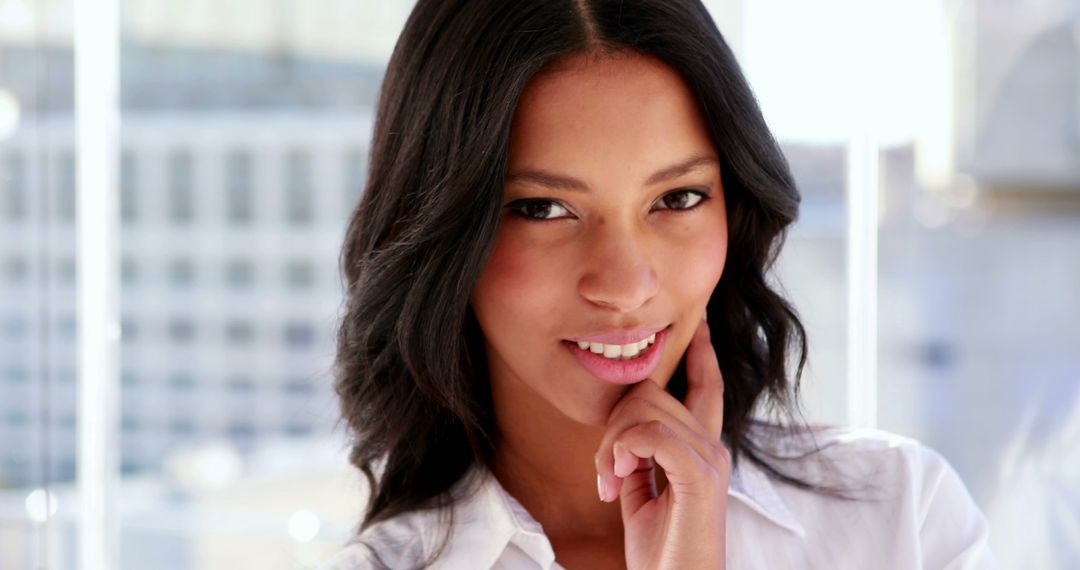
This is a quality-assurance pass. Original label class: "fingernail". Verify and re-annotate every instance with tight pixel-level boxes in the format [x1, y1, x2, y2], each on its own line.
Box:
[702, 310, 708, 322]
[597, 474, 607, 502]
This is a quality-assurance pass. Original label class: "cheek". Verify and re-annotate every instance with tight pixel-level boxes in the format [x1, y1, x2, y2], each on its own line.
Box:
[662, 218, 728, 298]
[700, 222, 729, 283]
[474, 215, 728, 321]
[472, 227, 564, 329]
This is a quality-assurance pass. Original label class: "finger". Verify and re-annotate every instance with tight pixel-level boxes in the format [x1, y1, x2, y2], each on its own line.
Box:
[596, 435, 644, 503]
[595, 392, 663, 503]
[610, 379, 710, 446]
[612, 445, 655, 509]
[614, 420, 722, 517]
[595, 384, 719, 502]
[683, 314, 725, 441]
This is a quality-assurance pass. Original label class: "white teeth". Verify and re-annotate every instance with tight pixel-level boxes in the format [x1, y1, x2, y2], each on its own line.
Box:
[574, 333, 658, 360]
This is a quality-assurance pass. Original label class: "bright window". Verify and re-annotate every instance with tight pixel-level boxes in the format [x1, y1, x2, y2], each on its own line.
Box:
[0, 1, 1076, 569]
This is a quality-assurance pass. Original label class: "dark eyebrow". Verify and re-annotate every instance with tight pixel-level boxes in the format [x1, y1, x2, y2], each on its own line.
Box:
[505, 154, 719, 191]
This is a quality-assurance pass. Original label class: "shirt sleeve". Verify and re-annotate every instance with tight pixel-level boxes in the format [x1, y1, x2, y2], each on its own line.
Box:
[913, 444, 1000, 570]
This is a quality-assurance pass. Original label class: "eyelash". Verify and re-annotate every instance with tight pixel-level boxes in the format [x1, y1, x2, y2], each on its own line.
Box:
[505, 189, 711, 222]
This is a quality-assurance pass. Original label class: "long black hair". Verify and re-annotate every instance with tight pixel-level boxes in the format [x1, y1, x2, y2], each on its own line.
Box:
[334, 0, 815, 566]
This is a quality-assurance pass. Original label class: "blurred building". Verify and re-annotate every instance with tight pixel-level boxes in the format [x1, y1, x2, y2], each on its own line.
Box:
[0, 42, 384, 489]
[0, 0, 1075, 498]
[957, 0, 1080, 193]
[0, 0, 1078, 568]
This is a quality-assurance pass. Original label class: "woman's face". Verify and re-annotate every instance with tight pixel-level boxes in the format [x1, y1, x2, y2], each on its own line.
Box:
[470, 52, 728, 427]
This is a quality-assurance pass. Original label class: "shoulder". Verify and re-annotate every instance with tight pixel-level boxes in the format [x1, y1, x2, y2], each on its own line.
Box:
[317, 542, 378, 570]
[809, 426, 968, 502]
[750, 424, 955, 490]
[315, 513, 436, 570]
[747, 424, 998, 568]
[753, 423, 923, 457]
[813, 425, 945, 480]
[315, 470, 488, 570]
[317, 500, 453, 565]
[315, 509, 447, 565]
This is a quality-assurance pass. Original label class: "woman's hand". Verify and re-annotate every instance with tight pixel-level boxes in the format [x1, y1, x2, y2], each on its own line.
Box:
[594, 314, 730, 569]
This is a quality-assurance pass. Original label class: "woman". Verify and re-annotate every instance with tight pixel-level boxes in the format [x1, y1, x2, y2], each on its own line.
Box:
[321, 0, 998, 568]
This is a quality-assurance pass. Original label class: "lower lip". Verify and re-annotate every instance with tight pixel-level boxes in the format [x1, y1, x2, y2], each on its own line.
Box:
[563, 326, 670, 385]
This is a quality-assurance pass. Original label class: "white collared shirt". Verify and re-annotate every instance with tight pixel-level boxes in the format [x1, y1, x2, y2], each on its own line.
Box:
[318, 427, 999, 569]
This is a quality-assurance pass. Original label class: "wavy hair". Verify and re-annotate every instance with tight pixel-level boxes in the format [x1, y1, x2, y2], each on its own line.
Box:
[334, 0, 816, 566]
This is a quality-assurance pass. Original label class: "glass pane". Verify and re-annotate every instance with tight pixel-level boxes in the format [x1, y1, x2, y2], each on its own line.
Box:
[114, 2, 414, 568]
[120, 150, 137, 224]
[870, 3, 1080, 568]
[0, 1, 78, 567]
[739, 3, 853, 427]
[225, 149, 253, 224]
[7, 0, 1069, 567]
[772, 145, 849, 426]
[745, 0, 1079, 565]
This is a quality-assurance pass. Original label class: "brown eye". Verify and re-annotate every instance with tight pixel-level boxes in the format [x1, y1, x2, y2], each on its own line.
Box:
[654, 189, 708, 211]
[506, 199, 572, 221]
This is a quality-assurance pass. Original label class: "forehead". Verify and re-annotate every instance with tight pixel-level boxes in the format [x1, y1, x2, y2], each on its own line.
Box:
[507, 52, 717, 180]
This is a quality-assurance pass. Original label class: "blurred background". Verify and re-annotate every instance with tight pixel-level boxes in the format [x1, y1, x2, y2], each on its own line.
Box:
[0, 0, 1077, 568]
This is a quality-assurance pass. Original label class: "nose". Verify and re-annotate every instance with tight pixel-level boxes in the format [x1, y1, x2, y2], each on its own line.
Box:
[577, 224, 660, 312]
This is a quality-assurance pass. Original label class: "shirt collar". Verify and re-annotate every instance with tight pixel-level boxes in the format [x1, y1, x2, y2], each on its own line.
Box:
[433, 465, 557, 569]
[433, 456, 804, 568]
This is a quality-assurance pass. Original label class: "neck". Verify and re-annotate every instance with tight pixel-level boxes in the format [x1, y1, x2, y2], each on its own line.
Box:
[489, 383, 625, 543]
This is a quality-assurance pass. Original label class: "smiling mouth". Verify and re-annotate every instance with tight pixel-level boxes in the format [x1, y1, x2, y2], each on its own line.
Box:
[562, 325, 672, 385]
[567, 333, 658, 360]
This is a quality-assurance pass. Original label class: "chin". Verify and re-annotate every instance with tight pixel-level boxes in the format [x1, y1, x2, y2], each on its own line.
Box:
[571, 406, 614, 428]
[559, 387, 626, 427]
